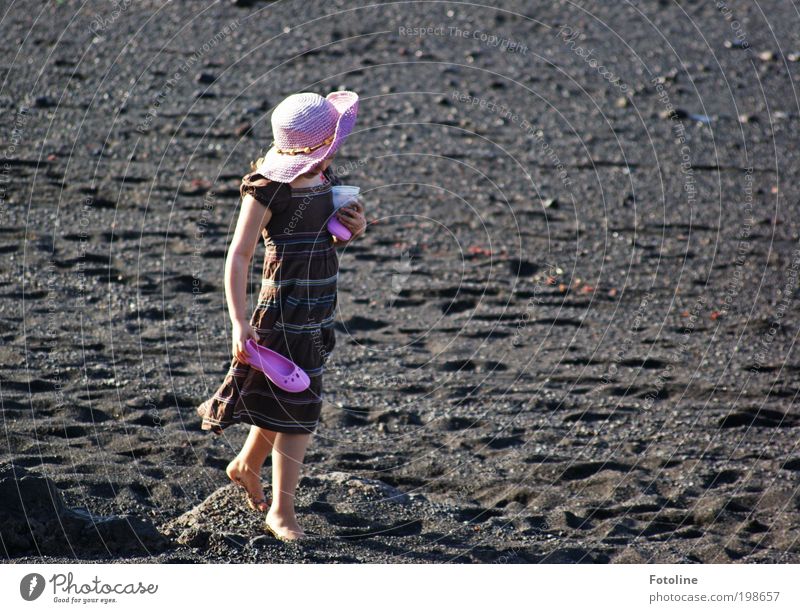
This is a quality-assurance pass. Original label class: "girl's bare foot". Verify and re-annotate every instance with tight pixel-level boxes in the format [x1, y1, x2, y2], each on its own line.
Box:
[226, 457, 269, 512]
[265, 507, 306, 541]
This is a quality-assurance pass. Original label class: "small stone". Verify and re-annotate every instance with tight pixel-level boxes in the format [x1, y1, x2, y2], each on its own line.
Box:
[787, 52, 800, 62]
[235, 122, 252, 137]
[509, 258, 539, 277]
[724, 39, 748, 50]
[758, 50, 778, 61]
[614, 96, 629, 108]
[34, 95, 56, 108]
[196, 72, 217, 84]
[660, 108, 689, 120]
[738, 113, 758, 124]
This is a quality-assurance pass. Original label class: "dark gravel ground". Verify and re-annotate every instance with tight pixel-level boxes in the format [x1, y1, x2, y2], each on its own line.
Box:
[2, 0, 800, 563]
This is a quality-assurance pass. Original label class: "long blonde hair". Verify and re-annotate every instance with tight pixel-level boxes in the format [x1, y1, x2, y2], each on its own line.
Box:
[249, 154, 267, 173]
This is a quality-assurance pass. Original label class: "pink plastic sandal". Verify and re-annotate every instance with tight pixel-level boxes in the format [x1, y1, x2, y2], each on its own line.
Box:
[244, 338, 310, 393]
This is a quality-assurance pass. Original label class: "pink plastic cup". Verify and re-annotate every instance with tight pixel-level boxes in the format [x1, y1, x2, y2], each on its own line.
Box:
[328, 185, 360, 241]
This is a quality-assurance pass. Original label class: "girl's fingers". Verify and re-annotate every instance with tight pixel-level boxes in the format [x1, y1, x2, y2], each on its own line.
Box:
[338, 209, 364, 223]
[336, 208, 365, 235]
[342, 201, 363, 214]
[235, 340, 249, 362]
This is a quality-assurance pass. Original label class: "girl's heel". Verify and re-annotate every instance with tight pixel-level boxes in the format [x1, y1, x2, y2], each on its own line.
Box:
[264, 518, 306, 543]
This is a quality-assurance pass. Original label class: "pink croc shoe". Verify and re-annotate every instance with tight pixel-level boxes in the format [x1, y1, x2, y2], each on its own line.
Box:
[244, 338, 311, 393]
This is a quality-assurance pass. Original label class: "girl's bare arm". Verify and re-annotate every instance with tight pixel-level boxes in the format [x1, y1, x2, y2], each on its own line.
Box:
[225, 194, 272, 331]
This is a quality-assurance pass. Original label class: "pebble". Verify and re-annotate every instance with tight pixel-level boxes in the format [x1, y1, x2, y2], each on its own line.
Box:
[724, 39, 748, 50]
[235, 121, 252, 137]
[34, 95, 56, 108]
[660, 108, 689, 120]
[509, 258, 539, 277]
[196, 72, 217, 84]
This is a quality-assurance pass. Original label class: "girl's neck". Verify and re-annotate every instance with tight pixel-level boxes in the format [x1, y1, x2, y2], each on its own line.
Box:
[289, 171, 326, 189]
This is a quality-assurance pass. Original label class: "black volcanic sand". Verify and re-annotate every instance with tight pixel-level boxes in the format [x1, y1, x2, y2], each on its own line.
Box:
[2, 1, 800, 563]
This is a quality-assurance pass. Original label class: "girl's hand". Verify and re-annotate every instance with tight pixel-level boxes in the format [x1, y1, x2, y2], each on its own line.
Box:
[335, 198, 366, 239]
[232, 319, 260, 363]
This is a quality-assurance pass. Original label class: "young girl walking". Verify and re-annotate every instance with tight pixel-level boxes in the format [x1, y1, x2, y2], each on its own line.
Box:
[196, 90, 366, 542]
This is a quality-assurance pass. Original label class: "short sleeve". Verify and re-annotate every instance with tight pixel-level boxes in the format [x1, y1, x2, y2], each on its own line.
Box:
[240, 172, 292, 215]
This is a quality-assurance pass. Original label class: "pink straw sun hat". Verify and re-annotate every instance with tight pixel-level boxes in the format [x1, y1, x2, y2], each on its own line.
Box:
[255, 90, 359, 183]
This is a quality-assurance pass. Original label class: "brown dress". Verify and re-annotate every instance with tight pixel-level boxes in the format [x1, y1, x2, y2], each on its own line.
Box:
[196, 167, 341, 434]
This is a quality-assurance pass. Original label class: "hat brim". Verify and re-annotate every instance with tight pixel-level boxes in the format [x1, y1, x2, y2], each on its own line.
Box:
[255, 91, 359, 183]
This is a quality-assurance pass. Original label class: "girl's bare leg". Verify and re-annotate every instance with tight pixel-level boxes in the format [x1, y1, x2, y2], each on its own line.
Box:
[266, 431, 312, 539]
[226, 425, 277, 511]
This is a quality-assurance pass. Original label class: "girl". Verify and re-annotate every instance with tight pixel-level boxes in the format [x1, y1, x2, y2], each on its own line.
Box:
[196, 91, 366, 541]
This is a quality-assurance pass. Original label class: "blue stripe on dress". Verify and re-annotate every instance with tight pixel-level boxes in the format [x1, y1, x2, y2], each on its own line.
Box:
[274, 313, 336, 332]
[221, 364, 325, 385]
[257, 293, 337, 308]
[264, 246, 335, 261]
[269, 231, 329, 238]
[269, 237, 332, 246]
[255, 321, 335, 335]
[261, 273, 338, 288]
